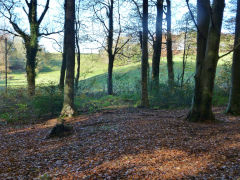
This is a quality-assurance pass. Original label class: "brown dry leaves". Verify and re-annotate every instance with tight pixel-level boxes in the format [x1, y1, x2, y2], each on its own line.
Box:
[0, 107, 240, 179]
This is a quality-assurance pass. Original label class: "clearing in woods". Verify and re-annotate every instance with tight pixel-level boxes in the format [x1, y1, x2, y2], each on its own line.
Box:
[0, 107, 240, 179]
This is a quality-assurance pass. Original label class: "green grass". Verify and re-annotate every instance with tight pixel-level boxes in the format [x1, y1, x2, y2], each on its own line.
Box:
[0, 52, 232, 89]
[0, 52, 232, 124]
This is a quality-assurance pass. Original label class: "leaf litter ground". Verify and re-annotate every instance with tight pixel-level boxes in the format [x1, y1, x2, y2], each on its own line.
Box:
[0, 107, 240, 179]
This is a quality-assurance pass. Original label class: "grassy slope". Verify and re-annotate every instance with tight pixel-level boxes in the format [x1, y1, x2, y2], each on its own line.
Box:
[0, 52, 232, 124]
[0, 52, 231, 89]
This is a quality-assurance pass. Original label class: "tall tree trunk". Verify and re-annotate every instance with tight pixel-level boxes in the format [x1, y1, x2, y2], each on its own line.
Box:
[75, 33, 80, 92]
[141, 0, 150, 107]
[59, 15, 67, 90]
[108, 56, 114, 95]
[152, 0, 163, 91]
[227, 0, 240, 114]
[3, 0, 50, 96]
[61, 0, 76, 117]
[188, 0, 225, 122]
[25, 44, 38, 96]
[187, 0, 210, 121]
[181, 20, 188, 87]
[25, 25, 38, 96]
[166, 0, 174, 86]
[5, 38, 8, 93]
[59, 49, 66, 90]
[107, 0, 114, 95]
[139, 31, 143, 49]
[25, 0, 39, 96]
[75, 3, 81, 93]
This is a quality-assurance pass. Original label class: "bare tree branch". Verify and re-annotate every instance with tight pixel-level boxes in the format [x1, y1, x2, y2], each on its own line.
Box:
[24, 0, 30, 7]
[218, 40, 240, 59]
[185, 0, 206, 39]
[131, 0, 142, 19]
[0, 28, 20, 37]
[93, 4, 109, 31]
[95, 37, 108, 52]
[113, 0, 122, 56]
[42, 35, 63, 53]
[38, 0, 50, 25]
[39, 30, 63, 36]
[23, 7, 28, 17]
[116, 38, 131, 55]
[0, 1, 28, 39]
[131, 0, 154, 42]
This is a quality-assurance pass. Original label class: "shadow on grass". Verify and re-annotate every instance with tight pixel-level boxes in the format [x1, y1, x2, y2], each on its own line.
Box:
[0, 61, 229, 125]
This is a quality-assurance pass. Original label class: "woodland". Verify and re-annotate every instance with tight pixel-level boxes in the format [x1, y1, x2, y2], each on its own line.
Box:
[0, 0, 240, 179]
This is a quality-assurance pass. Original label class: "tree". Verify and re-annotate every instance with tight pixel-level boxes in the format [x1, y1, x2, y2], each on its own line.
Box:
[59, 0, 83, 92]
[0, 0, 54, 95]
[107, 0, 114, 95]
[181, 19, 190, 87]
[187, 0, 225, 122]
[54, 2, 66, 91]
[43, 33, 65, 91]
[166, 0, 174, 86]
[141, 0, 150, 107]
[46, 0, 75, 139]
[61, 0, 76, 117]
[93, 0, 130, 95]
[177, 8, 197, 87]
[187, 0, 210, 121]
[227, 0, 240, 114]
[75, 0, 81, 92]
[59, 34, 67, 90]
[151, 0, 163, 91]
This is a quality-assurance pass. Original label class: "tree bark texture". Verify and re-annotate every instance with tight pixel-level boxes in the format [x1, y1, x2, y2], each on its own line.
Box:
[75, 30, 81, 92]
[59, 26, 67, 91]
[25, 44, 37, 96]
[166, 0, 174, 86]
[152, 0, 163, 91]
[24, 0, 39, 96]
[59, 47, 66, 90]
[187, 0, 210, 121]
[107, 0, 114, 95]
[227, 0, 240, 114]
[181, 21, 188, 87]
[188, 0, 225, 122]
[61, 0, 76, 117]
[141, 0, 150, 107]
[5, 38, 8, 93]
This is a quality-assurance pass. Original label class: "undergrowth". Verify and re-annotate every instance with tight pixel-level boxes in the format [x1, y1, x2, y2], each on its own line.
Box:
[0, 79, 229, 125]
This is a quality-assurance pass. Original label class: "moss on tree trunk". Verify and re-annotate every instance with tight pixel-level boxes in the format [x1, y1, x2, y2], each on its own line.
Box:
[25, 42, 38, 96]
[188, 0, 225, 122]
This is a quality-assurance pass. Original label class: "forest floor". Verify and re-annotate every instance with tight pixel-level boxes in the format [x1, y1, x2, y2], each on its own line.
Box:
[0, 107, 240, 179]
